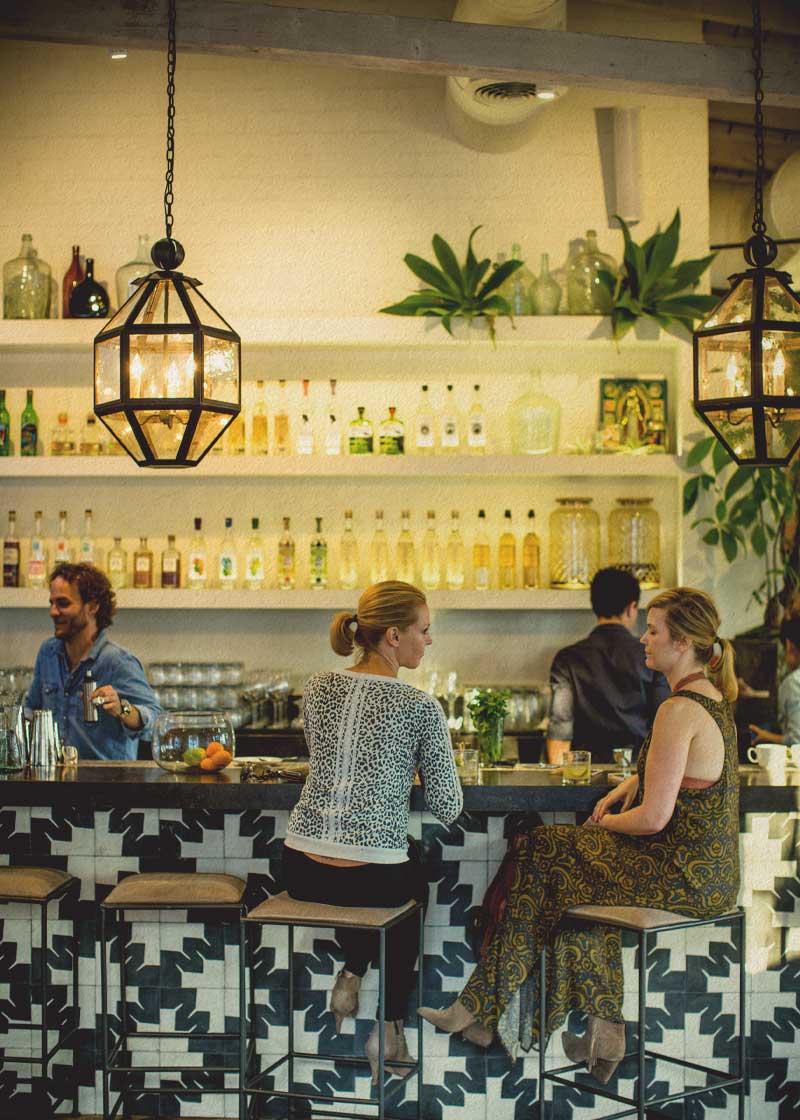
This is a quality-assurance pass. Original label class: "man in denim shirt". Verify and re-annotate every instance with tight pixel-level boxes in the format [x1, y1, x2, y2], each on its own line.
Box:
[24, 562, 161, 760]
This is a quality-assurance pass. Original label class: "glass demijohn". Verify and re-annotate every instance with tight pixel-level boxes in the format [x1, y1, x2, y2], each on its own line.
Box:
[549, 498, 600, 589]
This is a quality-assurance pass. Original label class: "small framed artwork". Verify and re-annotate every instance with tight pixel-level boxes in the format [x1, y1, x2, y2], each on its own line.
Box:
[597, 377, 669, 453]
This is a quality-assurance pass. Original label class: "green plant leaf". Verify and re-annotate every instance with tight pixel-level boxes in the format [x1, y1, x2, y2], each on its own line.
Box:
[683, 475, 700, 514]
[403, 253, 458, 297]
[432, 234, 466, 299]
[615, 214, 645, 300]
[687, 435, 715, 467]
[712, 438, 733, 474]
[654, 294, 719, 319]
[667, 253, 717, 292]
[700, 474, 715, 490]
[478, 259, 523, 299]
[379, 297, 448, 316]
[721, 528, 738, 563]
[641, 228, 662, 267]
[472, 257, 492, 293]
[464, 226, 482, 292]
[703, 528, 720, 546]
[724, 466, 753, 502]
[596, 267, 618, 295]
[644, 209, 681, 291]
[715, 498, 727, 521]
[752, 522, 767, 556]
[481, 294, 513, 315]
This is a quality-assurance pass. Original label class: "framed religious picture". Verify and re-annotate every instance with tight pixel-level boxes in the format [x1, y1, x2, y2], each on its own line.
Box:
[596, 377, 669, 453]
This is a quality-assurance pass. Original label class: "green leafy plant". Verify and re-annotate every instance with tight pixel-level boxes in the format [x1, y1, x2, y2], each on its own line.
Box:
[379, 226, 522, 343]
[468, 687, 512, 729]
[597, 210, 717, 341]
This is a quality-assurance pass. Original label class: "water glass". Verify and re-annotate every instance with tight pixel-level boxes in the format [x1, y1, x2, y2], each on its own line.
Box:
[562, 750, 592, 785]
[612, 747, 633, 774]
[454, 745, 481, 786]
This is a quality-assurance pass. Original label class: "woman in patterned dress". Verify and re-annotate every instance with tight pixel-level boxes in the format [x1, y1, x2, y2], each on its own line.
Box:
[420, 587, 740, 1081]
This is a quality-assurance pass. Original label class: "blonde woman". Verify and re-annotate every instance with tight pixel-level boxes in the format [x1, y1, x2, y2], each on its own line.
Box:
[420, 587, 740, 1082]
[284, 581, 463, 1081]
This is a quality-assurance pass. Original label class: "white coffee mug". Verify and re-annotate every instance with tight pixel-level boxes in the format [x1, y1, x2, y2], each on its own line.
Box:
[787, 743, 800, 766]
[747, 743, 787, 769]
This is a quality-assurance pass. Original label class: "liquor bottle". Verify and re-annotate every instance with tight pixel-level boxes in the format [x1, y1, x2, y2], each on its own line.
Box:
[522, 509, 541, 589]
[420, 510, 441, 591]
[445, 510, 465, 590]
[62, 245, 85, 319]
[348, 406, 373, 454]
[296, 380, 314, 454]
[245, 517, 266, 590]
[378, 407, 405, 455]
[251, 380, 269, 454]
[79, 508, 96, 565]
[3, 510, 20, 587]
[277, 517, 295, 590]
[473, 509, 491, 591]
[501, 243, 534, 316]
[133, 537, 154, 588]
[80, 414, 105, 455]
[187, 517, 208, 590]
[4, 234, 51, 319]
[69, 257, 109, 318]
[413, 384, 435, 455]
[530, 253, 562, 315]
[273, 380, 291, 455]
[440, 384, 461, 453]
[54, 510, 72, 564]
[324, 379, 342, 455]
[396, 510, 416, 584]
[498, 509, 517, 590]
[339, 509, 359, 590]
[20, 389, 38, 457]
[309, 517, 328, 590]
[50, 412, 77, 456]
[161, 534, 181, 589]
[218, 517, 239, 588]
[467, 383, 487, 454]
[0, 390, 11, 456]
[225, 404, 245, 455]
[27, 511, 48, 588]
[115, 235, 151, 308]
[369, 510, 389, 584]
[107, 537, 127, 590]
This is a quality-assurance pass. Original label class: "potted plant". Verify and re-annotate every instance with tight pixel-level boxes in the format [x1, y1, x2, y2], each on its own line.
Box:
[467, 687, 511, 765]
[597, 210, 717, 341]
[379, 226, 522, 344]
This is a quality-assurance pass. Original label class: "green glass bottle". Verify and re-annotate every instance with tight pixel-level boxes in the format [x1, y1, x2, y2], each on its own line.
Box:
[348, 406, 373, 455]
[20, 389, 39, 457]
[0, 390, 10, 456]
[309, 517, 328, 589]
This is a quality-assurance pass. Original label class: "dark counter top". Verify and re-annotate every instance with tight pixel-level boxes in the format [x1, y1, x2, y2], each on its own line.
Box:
[1, 762, 798, 813]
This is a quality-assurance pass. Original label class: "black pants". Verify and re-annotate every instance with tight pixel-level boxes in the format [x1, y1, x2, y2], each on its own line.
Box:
[283, 842, 428, 1020]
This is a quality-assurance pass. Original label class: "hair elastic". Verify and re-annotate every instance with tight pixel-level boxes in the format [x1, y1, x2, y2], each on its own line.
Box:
[708, 638, 723, 669]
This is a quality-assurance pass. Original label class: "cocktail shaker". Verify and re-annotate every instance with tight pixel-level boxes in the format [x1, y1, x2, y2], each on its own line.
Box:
[82, 670, 101, 722]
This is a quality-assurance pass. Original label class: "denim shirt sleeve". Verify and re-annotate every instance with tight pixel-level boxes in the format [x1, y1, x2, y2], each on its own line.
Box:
[112, 651, 162, 740]
[24, 647, 44, 710]
[779, 672, 800, 745]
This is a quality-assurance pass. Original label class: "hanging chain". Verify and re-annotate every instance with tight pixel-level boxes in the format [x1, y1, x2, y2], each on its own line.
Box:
[164, 0, 177, 241]
[751, 0, 766, 236]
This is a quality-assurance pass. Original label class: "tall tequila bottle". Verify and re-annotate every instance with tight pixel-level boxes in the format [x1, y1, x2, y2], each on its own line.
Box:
[378, 407, 404, 454]
[413, 384, 435, 455]
[3, 510, 20, 587]
[369, 510, 389, 583]
[467, 384, 487, 453]
[277, 517, 295, 590]
[161, 534, 181, 588]
[187, 517, 208, 590]
[107, 537, 127, 590]
[309, 517, 328, 589]
[54, 510, 72, 564]
[339, 510, 359, 590]
[522, 509, 541, 589]
[251, 380, 269, 454]
[348, 406, 373, 454]
[473, 509, 491, 590]
[133, 537, 154, 588]
[27, 511, 48, 588]
[218, 517, 239, 589]
[79, 508, 97, 565]
[445, 510, 465, 590]
[245, 517, 266, 590]
[296, 380, 314, 454]
[498, 509, 517, 590]
[395, 510, 415, 583]
[420, 510, 441, 590]
[440, 384, 461, 453]
[324, 379, 342, 455]
[273, 380, 291, 455]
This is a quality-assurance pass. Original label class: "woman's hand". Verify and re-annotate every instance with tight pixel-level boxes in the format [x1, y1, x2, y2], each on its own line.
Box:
[585, 775, 639, 825]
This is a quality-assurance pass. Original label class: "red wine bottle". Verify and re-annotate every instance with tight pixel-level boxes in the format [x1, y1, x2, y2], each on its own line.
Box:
[62, 245, 84, 318]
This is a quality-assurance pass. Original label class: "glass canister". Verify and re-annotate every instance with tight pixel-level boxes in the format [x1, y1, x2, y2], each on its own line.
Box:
[549, 498, 600, 588]
[509, 370, 561, 454]
[151, 710, 235, 773]
[609, 498, 661, 588]
[566, 229, 617, 315]
[3, 234, 51, 319]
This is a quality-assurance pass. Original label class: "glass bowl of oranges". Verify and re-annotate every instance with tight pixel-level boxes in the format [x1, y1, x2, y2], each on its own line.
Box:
[151, 711, 235, 774]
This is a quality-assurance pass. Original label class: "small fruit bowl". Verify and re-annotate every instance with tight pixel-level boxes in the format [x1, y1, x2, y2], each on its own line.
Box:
[151, 711, 236, 774]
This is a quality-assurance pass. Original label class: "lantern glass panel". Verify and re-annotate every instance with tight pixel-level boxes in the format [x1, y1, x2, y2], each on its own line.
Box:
[705, 408, 755, 460]
[132, 279, 192, 326]
[134, 408, 191, 459]
[128, 334, 196, 399]
[203, 336, 239, 403]
[697, 332, 751, 400]
[764, 279, 800, 323]
[187, 409, 232, 460]
[185, 286, 234, 332]
[765, 408, 800, 461]
[762, 332, 800, 396]
[103, 285, 147, 332]
[95, 337, 121, 404]
[100, 411, 141, 459]
[702, 278, 753, 330]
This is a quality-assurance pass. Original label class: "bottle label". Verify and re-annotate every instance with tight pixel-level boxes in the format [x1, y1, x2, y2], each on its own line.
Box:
[55, 540, 71, 562]
[162, 555, 178, 573]
[415, 421, 434, 449]
[379, 435, 404, 455]
[21, 423, 37, 455]
[219, 554, 237, 581]
[3, 542, 20, 586]
[441, 420, 459, 448]
[474, 566, 489, 587]
[109, 555, 124, 572]
[468, 418, 486, 447]
[246, 551, 265, 580]
[348, 436, 373, 454]
[188, 551, 206, 578]
[80, 541, 94, 562]
[0, 421, 9, 451]
[310, 547, 326, 572]
[135, 556, 151, 573]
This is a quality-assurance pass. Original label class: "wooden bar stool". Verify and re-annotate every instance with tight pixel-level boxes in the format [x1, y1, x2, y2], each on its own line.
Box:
[98, 871, 248, 1120]
[0, 866, 80, 1117]
[538, 905, 747, 1120]
[241, 891, 424, 1120]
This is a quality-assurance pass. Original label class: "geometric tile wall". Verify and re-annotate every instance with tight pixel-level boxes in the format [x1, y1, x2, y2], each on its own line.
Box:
[0, 806, 797, 1118]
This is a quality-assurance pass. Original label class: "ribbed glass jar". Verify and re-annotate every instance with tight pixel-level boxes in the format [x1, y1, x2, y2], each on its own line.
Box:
[608, 498, 661, 588]
[549, 497, 600, 589]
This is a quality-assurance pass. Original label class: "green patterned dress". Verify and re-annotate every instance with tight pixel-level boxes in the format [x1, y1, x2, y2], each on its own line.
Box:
[460, 691, 740, 1056]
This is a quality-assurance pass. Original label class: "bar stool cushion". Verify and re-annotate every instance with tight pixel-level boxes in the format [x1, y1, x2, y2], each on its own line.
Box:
[103, 872, 246, 908]
[0, 866, 75, 901]
[566, 903, 740, 932]
[245, 890, 416, 928]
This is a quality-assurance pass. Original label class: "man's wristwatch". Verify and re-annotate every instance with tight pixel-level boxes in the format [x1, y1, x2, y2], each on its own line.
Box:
[119, 698, 133, 719]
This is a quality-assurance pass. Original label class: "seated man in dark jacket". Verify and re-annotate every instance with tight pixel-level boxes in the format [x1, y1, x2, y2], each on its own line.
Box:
[547, 568, 669, 764]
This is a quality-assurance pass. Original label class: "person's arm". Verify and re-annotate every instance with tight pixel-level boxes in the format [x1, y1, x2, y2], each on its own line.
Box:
[748, 724, 786, 745]
[780, 676, 800, 745]
[547, 653, 573, 763]
[418, 698, 463, 824]
[102, 651, 162, 738]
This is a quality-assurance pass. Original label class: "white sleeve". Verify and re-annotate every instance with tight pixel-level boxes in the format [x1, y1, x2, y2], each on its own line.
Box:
[417, 697, 463, 824]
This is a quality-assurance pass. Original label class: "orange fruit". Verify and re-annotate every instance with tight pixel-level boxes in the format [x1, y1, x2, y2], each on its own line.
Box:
[200, 756, 217, 771]
[205, 740, 224, 757]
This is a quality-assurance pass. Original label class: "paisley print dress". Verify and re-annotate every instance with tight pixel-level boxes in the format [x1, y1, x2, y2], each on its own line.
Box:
[460, 691, 740, 1056]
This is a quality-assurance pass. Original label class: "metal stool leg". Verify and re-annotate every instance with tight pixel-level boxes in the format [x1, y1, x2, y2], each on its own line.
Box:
[38, 901, 50, 1117]
[288, 923, 295, 1109]
[417, 905, 424, 1120]
[71, 889, 80, 1117]
[118, 913, 130, 1119]
[239, 911, 247, 1120]
[637, 931, 648, 1120]
[738, 912, 747, 1119]
[377, 928, 386, 1120]
[99, 906, 111, 1120]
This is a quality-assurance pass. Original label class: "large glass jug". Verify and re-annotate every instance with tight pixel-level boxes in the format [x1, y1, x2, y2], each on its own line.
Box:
[549, 498, 600, 588]
[608, 497, 661, 588]
[510, 371, 561, 455]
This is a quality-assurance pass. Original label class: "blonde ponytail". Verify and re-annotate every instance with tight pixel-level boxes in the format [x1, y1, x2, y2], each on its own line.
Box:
[708, 637, 738, 702]
[329, 581, 427, 662]
[330, 611, 357, 657]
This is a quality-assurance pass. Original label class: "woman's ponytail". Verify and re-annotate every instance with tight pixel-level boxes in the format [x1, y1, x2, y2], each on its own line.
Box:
[330, 611, 357, 657]
[328, 582, 427, 663]
[708, 637, 738, 702]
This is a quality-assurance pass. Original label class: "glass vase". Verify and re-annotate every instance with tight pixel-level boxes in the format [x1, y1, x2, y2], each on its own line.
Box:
[475, 716, 504, 765]
[151, 710, 236, 773]
[566, 229, 617, 314]
[608, 498, 661, 588]
[116, 235, 152, 307]
[530, 253, 562, 315]
[3, 234, 51, 319]
[549, 498, 600, 588]
[510, 371, 561, 454]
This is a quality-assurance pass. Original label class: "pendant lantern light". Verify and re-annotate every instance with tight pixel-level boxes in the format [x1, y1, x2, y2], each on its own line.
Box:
[93, 0, 241, 467]
[693, 0, 800, 466]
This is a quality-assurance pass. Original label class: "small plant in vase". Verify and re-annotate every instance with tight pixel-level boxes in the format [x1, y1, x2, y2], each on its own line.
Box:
[468, 687, 511, 765]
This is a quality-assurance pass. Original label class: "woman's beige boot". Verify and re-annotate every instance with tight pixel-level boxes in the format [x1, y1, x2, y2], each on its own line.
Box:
[418, 999, 475, 1034]
[561, 1015, 626, 1084]
[365, 1019, 412, 1083]
[329, 970, 361, 1033]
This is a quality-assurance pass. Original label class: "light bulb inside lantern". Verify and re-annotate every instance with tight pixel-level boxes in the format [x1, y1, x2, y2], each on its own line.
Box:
[723, 356, 738, 397]
[770, 348, 786, 395]
[130, 352, 144, 396]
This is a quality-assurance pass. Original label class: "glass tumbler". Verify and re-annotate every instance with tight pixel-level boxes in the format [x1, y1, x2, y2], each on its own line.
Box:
[608, 498, 661, 588]
[562, 750, 592, 784]
[549, 498, 600, 588]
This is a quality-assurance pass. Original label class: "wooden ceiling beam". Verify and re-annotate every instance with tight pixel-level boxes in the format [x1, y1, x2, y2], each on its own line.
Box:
[587, 0, 800, 36]
[0, 1, 798, 106]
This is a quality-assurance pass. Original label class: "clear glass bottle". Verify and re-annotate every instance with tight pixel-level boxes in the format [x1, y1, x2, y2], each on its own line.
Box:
[608, 498, 661, 588]
[348, 406, 373, 454]
[115, 234, 151, 308]
[79, 508, 96, 565]
[218, 517, 238, 588]
[369, 510, 390, 584]
[133, 537, 154, 589]
[566, 229, 616, 315]
[3, 510, 20, 588]
[509, 371, 561, 455]
[309, 517, 328, 590]
[187, 517, 208, 590]
[49, 412, 76, 456]
[245, 517, 266, 590]
[395, 510, 415, 584]
[80, 413, 105, 455]
[161, 534, 181, 589]
[20, 389, 39, 457]
[273, 380, 291, 455]
[62, 245, 84, 319]
[473, 509, 491, 591]
[277, 516, 295, 590]
[440, 384, 461, 453]
[340, 509, 359, 590]
[420, 510, 441, 591]
[54, 510, 72, 564]
[379, 407, 405, 454]
[324, 379, 342, 456]
[251, 380, 269, 455]
[225, 407, 245, 455]
[501, 243, 534, 316]
[498, 509, 517, 590]
[69, 257, 110, 318]
[467, 383, 487, 453]
[107, 537, 127, 590]
[522, 509, 541, 589]
[3, 234, 51, 319]
[530, 253, 562, 315]
[549, 498, 600, 589]
[445, 510, 465, 591]
[0, 390, 9, 456]
[296, 380, 315, 454]
[27, 510, 48, 588]
[413, 384, 435, 455]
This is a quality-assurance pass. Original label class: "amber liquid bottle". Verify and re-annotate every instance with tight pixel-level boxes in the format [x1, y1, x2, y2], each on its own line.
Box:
[133, 537, 154, 588]
[62, 245, 84, 319]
